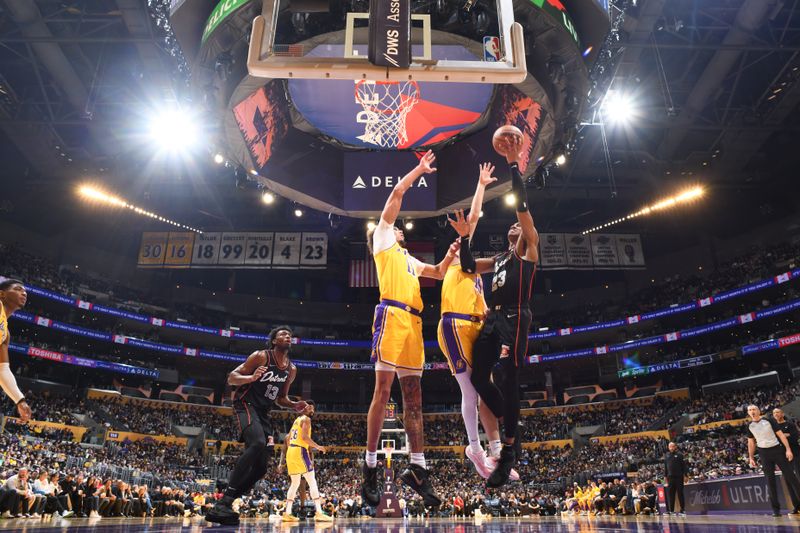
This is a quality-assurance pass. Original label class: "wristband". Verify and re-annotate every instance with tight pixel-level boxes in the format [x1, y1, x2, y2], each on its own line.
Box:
[15, 397, 26, 406]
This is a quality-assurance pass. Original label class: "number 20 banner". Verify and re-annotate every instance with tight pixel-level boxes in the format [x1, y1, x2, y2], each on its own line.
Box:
[137, 231, 327, 269]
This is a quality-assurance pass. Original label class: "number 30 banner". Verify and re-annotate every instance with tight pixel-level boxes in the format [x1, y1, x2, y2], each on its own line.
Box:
[137, 231, 327, 269]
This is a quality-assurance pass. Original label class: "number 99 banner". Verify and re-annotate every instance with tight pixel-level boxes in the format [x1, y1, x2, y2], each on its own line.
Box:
[137, 231, 327, 269]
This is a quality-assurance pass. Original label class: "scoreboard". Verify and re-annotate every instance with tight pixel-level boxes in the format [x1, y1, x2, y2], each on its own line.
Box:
[137, 231, 328, 269]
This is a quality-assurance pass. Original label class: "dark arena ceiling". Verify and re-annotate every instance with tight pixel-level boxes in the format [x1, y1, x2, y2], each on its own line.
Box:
[0, 0, 799, 242]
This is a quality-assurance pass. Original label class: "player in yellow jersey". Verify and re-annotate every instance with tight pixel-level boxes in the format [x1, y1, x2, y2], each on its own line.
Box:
[0, 279, 31, 421]
[441, 167, 519, 482]
[281, 403, 332, 522]
[361, 150, 459, 508]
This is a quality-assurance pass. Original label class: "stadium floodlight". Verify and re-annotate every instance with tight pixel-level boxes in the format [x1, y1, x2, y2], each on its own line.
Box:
[602, 92, 636, 124]
[261, 191, 275, 205]
[404, 220, 414, 230]
[582, 185, 705, 234]
[504, 193, 516, 206]
[294, 208, 304, 217]
[214, 153, 225, 164]
[77, 184, 202, 233]
[148, 108, 199, 152]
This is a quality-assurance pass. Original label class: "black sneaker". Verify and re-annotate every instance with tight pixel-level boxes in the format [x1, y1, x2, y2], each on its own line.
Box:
[361, 463, 381, 506]
[205, 501, 240, 526]
[398, 464, 441, 507]
[772, 510, 782, 517]
[487, 445, 515, 488]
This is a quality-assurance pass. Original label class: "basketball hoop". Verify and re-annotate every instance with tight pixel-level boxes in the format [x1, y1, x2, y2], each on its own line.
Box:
[381, 439, 396, 468]
[355, 80, 420, 148]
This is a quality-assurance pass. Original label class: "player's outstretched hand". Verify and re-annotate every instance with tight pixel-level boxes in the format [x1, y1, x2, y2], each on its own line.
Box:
[448, 239, 461, 258]
[448, 209, 470, 238]
[316, 446, 328, 454]
[478, 163, 497, 187]
[505, 135, 524, 168]
[17, 400, 32, 422]
[417, 150, 436, 174]
[251, 366, 268, 383]
[294, 400, 308, 412]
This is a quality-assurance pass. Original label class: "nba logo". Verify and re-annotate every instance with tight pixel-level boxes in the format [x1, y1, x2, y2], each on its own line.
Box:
[483, 36, 501, 62]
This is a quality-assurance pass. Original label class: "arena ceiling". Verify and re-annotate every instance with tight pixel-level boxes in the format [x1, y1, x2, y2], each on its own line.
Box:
[0, 0, 799, 235]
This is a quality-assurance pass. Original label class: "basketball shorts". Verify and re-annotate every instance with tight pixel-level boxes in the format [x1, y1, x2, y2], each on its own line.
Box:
[437, 313, 483, 375]
[371, 300, 424, 372]
[234, 402, 275, 448]
[474, 306, 532, 367]
[286, 445, 314, 476]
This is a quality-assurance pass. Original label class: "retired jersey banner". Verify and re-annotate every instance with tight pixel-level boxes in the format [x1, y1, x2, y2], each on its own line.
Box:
[536, 233, 645, 270]
[137, 231, 326, 269]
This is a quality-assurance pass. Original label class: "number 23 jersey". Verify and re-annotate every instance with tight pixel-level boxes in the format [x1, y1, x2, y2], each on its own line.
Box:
[233, 350, 291, 412]
[489, 249, 536, 308]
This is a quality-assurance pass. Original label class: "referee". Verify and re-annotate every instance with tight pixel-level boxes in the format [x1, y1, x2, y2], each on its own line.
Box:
[664, 442, 687, 516]
[773, 408, 800, 503]
[745, 405, 800, 516]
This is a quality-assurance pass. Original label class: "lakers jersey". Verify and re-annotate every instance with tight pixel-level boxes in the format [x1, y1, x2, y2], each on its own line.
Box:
[374, 242, 423, 311]
[441, 265, 487, 316]
[0, 301, 7, 345]
[288, 415, 311, 449]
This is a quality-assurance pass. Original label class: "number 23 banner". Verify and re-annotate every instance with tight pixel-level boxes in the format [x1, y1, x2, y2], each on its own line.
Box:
[137, 231, 328, 269]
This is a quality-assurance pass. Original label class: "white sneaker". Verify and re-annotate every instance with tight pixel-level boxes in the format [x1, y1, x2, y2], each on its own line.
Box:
[90, 511, 101, 518]
[466, 447, 493, 479]
[61, 510, 75, 518]
[1, 511, 11, 518]
[31, 513, 41, 519]
[485, 454, 520, 481]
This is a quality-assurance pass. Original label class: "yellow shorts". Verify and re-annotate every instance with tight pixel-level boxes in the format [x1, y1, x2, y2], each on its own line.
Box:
[371, 301, 424, 371]
[437, 314, 483, 375]
[286, 445, 313, 476]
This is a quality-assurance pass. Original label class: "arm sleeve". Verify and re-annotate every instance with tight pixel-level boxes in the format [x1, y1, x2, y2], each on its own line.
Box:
[509, 163, 529, 213]
[459, 237, 476, 274]
[372, 220, 397, 255]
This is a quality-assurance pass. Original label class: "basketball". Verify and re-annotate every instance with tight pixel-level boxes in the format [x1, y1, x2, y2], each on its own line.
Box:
[492, 124, 524, 156]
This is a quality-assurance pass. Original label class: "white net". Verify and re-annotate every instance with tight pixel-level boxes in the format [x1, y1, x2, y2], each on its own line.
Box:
[355, 80, 420, 148]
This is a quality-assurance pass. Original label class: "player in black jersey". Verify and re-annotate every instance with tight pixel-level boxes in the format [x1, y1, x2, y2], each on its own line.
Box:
[206, 325, 308, 526]
[456, 133, 538, 488]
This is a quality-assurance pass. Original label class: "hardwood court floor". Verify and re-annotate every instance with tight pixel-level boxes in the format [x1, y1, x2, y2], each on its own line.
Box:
[0, 514, 798, 532]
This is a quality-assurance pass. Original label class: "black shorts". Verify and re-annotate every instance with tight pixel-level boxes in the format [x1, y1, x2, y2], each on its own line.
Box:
[475, 306, 532, 367]
[234, 402, 274, 444]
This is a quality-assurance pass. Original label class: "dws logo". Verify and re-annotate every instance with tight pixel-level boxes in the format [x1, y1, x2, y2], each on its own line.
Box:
[352, 176, 429, 189]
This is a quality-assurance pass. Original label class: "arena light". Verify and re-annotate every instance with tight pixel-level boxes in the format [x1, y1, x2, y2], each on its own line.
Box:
[555, 154, 567, 166]
[213, 153, 225, 164]
[582, 186, 705, 235]
[77, 184, 202, 233]
[602, 92, 636, 124]
[404, 220, 414, 230]
[261, 191, 275, 205]
[504, 193, 516, 206]
[367, 221, 376, 231]
[294, 208, 304, 217]
[148, 108, 198, 152]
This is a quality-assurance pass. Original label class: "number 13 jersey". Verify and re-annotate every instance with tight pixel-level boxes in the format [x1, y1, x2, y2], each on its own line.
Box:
[233, 350, 291, 412]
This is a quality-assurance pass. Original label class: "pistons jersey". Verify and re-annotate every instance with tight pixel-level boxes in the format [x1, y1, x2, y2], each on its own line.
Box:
[489, 249, 536, 308]
[233, 350, 291, 412]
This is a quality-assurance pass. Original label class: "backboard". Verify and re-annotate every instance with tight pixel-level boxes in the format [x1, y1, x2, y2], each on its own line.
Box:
[247, 0, 526, 83]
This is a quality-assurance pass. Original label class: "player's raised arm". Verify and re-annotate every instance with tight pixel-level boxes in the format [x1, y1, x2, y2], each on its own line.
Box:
[466, 163, 497, 238]
[227, 351, 267, 386]
[418, 239, 460, 280]
[504, 135, 539, 263]
[448, 209, 496, 275]
[379, 150, 436, 226]
[275, 364, 307, 412]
